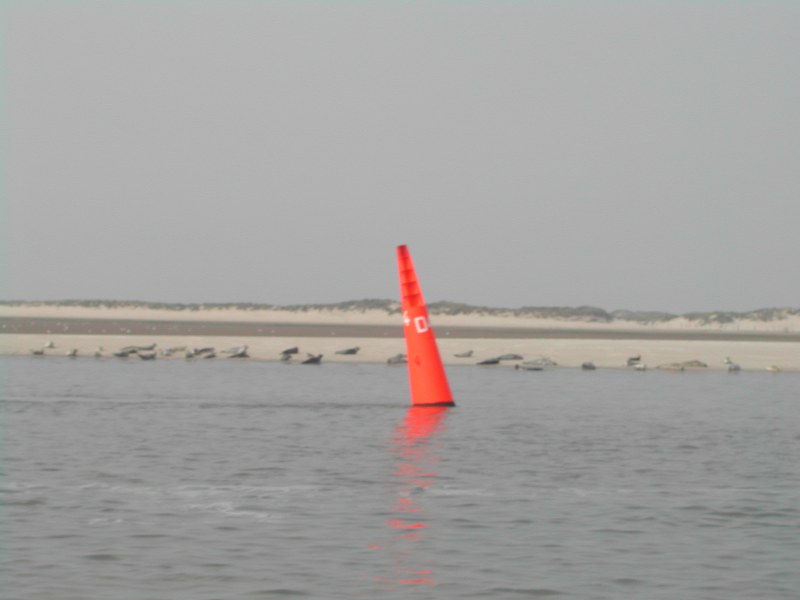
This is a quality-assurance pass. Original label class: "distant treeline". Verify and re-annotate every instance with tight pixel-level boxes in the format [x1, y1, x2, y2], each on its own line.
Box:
[2, 299, 799, 325]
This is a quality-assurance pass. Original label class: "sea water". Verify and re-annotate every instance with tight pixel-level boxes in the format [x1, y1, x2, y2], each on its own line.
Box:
[1, 356, 798, 599]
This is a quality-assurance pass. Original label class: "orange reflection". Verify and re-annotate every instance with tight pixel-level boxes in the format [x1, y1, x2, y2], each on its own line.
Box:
[374, 405, 451, 587]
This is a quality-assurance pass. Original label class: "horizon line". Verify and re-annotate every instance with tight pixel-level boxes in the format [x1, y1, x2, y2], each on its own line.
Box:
[2, 299, 798, 319]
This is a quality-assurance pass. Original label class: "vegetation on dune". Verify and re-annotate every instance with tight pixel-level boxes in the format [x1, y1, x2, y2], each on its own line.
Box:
[681, 308, 800, 325]
[682, 312, 736, 325]
[1, 299, 798, 324]
[609, 310, 678, 323]
[279, 299, 398, 313]
[425, 301, 495, 316]
[517, 305, 613, 321]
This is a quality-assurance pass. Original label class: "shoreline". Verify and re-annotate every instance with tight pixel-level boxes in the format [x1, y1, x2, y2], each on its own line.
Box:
[3, 315, 800, 342]
[3, 328, 799, 374]
[2, 306, 799, 372]
[3, 303, 800, 333]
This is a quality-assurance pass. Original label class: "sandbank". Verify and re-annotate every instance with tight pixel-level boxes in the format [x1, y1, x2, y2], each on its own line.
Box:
[2, 305, 798, 371]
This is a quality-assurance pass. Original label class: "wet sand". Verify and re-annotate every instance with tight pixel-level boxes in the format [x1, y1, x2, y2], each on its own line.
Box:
[3, 316, 800, 342]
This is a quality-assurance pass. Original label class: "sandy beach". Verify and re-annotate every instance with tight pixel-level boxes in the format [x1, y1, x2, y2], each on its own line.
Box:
[2, 304, 799, 371]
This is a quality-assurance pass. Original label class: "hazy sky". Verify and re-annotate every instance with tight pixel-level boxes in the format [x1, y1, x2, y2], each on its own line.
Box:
[3, 1, 798, 313]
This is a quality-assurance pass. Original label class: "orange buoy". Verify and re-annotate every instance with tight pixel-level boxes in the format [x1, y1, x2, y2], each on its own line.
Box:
[396, 245, 455, 407]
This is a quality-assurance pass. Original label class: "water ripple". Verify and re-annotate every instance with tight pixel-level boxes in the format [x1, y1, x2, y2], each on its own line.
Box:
[4, 359, 800, 599]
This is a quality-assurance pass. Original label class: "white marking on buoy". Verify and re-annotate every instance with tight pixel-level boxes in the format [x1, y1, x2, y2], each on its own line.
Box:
[414, 316, 429, 333]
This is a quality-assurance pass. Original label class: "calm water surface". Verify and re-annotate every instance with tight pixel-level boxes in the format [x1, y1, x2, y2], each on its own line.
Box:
[1, 357, 798, 599]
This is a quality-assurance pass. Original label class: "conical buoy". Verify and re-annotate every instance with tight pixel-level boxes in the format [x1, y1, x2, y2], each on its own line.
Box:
[397, 245, 455, 407]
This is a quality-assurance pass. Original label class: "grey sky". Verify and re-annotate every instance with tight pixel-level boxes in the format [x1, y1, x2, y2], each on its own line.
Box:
[3, 2, 799, 313]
